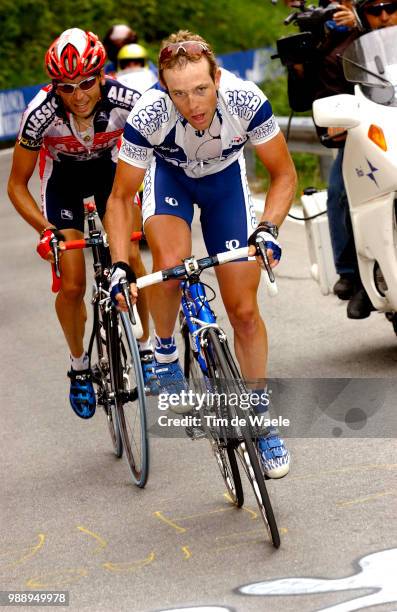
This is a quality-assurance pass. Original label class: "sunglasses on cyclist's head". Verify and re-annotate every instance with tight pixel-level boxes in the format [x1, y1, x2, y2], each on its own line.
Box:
[364, 1, 397, 15]
[55, 74, 99, 95]
[159, 41, 210, 64]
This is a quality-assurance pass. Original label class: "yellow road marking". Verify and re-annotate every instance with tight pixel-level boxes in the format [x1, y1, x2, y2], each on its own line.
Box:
[154, 501, 258, 533]
[181, 546, 192, 559]
[337, 490, 396, 507]
[26, 568, 88, 588]
[153, 511, 187, 533]
[223, 493, 258, 519]
[174, 507, 234, 520]
[0, 533, 45, 569]
[103, 551, 155, 572]
[215, 526, 287, 540]
[76, 526, 107, 552]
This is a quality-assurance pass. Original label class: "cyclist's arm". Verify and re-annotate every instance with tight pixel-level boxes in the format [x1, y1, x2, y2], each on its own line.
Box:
[7, 143, 49, 234]
[105, 159, 146, 264]
[254, 132, 297, 226]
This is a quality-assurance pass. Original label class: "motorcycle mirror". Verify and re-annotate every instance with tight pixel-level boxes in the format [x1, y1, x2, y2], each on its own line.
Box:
[313, 94, 361, 129]
[361, 83, 395, 106]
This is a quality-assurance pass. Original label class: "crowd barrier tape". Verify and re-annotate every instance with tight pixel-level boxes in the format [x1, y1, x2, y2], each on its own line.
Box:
[0, 47, 280, 142]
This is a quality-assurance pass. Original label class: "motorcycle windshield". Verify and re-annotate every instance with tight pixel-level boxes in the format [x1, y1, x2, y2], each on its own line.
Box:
[343, 26, 397, 106]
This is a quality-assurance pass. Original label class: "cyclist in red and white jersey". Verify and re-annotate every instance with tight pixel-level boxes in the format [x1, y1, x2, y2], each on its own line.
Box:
[8, 28, 158, 420]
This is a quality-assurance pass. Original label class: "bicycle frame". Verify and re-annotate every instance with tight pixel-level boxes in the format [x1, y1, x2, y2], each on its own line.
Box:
[52, 205, 149, 486]
[176, 257, 281, 546]
[180, 276, 219, 376]
[83, 210, 113, 366]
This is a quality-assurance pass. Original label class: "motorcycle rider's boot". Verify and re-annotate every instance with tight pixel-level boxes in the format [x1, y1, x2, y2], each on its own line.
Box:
[333, 275, 356, 300]
[347, 286, 374, 319]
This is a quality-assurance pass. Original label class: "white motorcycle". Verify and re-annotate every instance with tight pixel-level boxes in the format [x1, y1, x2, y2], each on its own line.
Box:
[308, 25, 397, 333]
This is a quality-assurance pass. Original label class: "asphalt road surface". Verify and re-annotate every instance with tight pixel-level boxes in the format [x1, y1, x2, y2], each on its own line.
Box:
[1, 148, 396, 612]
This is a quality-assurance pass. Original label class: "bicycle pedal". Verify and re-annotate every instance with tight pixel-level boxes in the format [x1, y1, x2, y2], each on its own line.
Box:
[91, 365, 104, 384]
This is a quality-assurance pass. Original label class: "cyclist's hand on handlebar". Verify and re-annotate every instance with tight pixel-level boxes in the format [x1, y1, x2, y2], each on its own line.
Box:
[36, 228, 66, 262]
[248, 225, 282, 269]
[110, 261, 138, 311]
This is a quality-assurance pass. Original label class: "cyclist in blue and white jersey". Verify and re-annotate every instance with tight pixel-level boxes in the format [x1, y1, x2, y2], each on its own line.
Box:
[107, 31, 297, 478]
[8, 28, 158, 421]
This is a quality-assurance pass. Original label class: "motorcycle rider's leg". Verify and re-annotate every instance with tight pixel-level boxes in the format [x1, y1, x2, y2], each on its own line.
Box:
[327, 148, 374, 316]
[347, 286, 374, 319]
[327, 147, 359, 299]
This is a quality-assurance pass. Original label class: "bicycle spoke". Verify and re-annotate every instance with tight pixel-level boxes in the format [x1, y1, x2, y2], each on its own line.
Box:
[91, 298, 122, 458]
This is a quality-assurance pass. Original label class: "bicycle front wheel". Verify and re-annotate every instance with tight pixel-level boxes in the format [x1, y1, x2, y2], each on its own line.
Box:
[91, 298, 122, 458]
[205, 328, 280, 548]
[180, 312, 243, 505]
[180, 311, 206, 395]
[109, 310, 149, 487]
[212, 442, 244, 507]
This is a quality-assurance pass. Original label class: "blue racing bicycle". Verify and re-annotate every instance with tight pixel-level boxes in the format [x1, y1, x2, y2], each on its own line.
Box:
[138, 241, 281, 548]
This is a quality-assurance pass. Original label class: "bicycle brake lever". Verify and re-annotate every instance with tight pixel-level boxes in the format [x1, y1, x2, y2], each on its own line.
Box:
[256, 238, 275, 283]
[50, 236, 61, 278]
[49, 236, 62, 293]
[255, 238, 278, 297]
[119, 278, 136, 325]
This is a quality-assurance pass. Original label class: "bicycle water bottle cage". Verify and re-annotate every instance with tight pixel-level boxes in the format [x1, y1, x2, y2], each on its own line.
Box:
[183, 256, 200, 276]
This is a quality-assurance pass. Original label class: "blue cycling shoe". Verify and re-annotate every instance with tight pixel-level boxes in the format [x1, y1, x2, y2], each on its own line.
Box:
[140, 351, 160, 396]
[154, 359, 188, 395]
[67, 369, 96, 419]
[257, 433, 290, 479]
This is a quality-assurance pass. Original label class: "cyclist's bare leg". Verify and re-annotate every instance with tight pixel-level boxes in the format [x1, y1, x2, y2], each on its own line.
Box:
[129, 204, 150, 341]
[55, 229, 87, 359]
[217, 261, 289, 478]
[144, 215, 191, 337]
[215, 260, 267, 381]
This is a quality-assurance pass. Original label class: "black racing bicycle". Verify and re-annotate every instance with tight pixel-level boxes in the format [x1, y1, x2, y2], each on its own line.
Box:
[51, 203, 149, 487]
[137, 241, 281, 548]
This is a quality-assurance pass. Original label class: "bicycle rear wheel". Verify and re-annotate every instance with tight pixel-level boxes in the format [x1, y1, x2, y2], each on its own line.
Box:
[109, 310, 149, 487]
[91, 298, 122, 458]
[204, 328, 280, 548]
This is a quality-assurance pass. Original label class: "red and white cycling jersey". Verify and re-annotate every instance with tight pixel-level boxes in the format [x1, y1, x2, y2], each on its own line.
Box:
[18, 77, 141, 167]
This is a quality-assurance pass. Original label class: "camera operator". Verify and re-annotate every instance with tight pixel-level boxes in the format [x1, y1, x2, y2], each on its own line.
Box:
[311, 1, 366, 317]
[287, 0, 397, 318]
[313, 0, 397, 318]
[286, 1, 379, 320]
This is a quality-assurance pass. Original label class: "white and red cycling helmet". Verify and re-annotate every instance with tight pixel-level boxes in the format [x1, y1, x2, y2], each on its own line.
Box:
[45, 28, 106, 80]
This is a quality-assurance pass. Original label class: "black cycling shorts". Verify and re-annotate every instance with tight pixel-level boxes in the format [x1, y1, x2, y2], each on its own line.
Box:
[41, 157, 117, 232]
